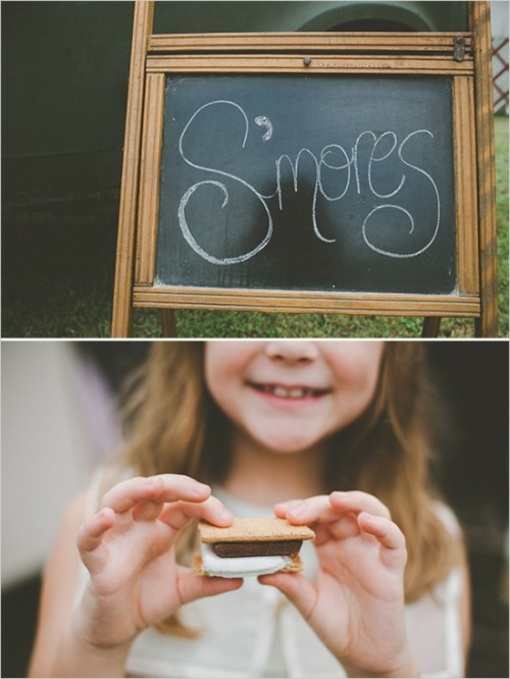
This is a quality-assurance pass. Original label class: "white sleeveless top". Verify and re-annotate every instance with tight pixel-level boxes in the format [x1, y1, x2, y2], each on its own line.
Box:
[78, 486, 465, 679]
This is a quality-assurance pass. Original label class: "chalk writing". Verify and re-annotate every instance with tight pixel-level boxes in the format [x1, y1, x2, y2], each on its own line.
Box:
[254, 115, 273, 141]
[177, 100, 441, 266]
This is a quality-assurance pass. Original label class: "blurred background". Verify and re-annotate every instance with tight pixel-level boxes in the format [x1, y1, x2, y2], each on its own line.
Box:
[1, 340, 508, 677]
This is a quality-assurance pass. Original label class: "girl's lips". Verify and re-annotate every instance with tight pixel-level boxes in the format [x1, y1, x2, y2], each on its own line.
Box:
[249, 382, 330, 401]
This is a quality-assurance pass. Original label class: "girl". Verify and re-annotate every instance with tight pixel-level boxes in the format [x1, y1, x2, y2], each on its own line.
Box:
[29, 341, 470, 678]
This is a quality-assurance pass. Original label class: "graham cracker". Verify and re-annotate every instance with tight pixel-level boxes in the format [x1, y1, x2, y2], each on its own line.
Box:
[198, 517, 314, 543]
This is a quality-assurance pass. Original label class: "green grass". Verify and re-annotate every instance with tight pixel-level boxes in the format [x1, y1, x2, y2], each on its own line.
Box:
[2, 117, 508, 338]
[494, 114, 509, 336]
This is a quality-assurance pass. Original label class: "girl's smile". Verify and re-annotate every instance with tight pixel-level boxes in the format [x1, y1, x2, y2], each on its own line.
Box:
[247, 381, 332, 403]
[205, 341, 384, 455]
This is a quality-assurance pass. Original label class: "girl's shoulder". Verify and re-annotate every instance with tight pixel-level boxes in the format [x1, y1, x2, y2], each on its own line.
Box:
[433, 501, 462, 539]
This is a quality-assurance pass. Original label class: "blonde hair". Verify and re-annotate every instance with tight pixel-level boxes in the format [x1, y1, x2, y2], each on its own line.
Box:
[111, 341, 460, 631]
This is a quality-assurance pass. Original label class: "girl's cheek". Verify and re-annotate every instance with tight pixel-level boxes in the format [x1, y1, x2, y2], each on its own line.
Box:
[205, 343, 255, 378]
[326, 346, 383, 388]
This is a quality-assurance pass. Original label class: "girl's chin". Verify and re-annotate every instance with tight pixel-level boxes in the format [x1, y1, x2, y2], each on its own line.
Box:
[251, 434, 323, 455]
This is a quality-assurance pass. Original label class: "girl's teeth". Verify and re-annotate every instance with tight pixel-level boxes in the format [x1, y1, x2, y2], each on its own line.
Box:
[255, 383, 325, 399]
[270, 386, 307, 399]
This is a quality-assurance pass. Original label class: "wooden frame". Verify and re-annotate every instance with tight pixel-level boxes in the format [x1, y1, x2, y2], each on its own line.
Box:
[111, 2, 498, 337]
[470, 2, 498, 337]
[134, 54, 478, 315]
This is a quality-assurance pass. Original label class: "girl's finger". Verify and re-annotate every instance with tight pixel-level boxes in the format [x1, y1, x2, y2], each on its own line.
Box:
[77, 508, 115, 554]
[159, 495, 234, 533]
[357, 512, 407, 569]
[273, 499, 304, 517]
[357, 512, 405, 550]
[279, 492, 391, 527]
[175, 566, 243, 606]
[283, 495, 360, 541]
[311, 521, 356, 547]
[132, 500, 164, 522]
[101, 475, 211, 513]
[329, 490, 392, 520]
[77, 508, 116, 573]
[275, 498, 358, 550]
[284, 495, 340, 524]
[259, 571, 317, 622]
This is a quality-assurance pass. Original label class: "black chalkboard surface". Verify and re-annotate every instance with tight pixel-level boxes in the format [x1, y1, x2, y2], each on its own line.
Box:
[155, 74, 456, 295]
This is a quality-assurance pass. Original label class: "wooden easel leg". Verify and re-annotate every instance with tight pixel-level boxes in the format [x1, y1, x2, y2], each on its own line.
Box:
[161, 309, 177, 337]
[111, 1, 155, 337]
[471, 1, 499, 337]
[421, 317, 441, 337]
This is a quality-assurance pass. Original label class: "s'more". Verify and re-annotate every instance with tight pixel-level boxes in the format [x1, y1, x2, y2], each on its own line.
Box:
[195, 517, 315, 578]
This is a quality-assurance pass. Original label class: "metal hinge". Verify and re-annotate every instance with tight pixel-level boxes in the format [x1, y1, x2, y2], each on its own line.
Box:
[453, 36, 465, 62]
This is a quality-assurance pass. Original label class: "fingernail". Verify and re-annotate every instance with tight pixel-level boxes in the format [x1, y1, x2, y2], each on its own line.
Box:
[289, 503, 306, 519]
[218, 508, 233, 522]
[187, 481, 208, 497]
[96, 508, 109, 523]
[195, 482, 211, 495]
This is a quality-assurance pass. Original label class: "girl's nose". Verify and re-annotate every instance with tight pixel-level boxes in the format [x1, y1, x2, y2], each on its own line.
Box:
[264, 341, 320, 364]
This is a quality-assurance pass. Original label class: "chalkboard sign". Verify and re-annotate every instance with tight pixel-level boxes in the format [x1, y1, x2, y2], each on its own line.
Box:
[113, 21, 497, 336]
[156, 74, 456, 295]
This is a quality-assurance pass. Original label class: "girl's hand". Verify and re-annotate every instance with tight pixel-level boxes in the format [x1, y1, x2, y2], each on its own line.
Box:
[260, 491, 418, 678]
[74, 475, 242, 650]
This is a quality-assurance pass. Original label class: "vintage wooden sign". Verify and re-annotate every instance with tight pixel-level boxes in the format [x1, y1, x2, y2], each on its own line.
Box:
[112, 2, 498, 336]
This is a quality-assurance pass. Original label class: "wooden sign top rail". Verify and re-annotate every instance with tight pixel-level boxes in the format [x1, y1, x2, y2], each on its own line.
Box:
[149, 32, 473, 57]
